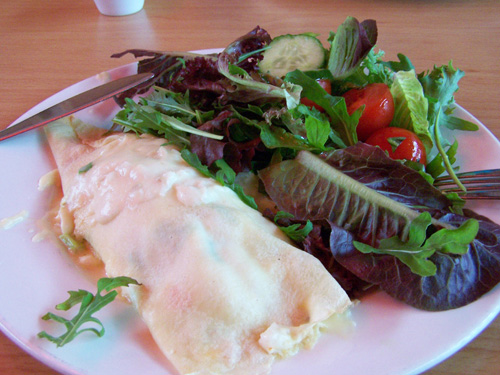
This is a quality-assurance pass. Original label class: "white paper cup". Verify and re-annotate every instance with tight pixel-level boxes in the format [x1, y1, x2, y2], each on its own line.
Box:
[93, 0, 145, 16]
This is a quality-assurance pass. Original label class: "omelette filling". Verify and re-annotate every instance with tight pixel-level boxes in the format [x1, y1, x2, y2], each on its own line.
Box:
[45, 117, 352, 375]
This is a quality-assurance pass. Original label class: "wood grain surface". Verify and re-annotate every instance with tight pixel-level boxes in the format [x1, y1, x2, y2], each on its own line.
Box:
[1, 1, 499, 374]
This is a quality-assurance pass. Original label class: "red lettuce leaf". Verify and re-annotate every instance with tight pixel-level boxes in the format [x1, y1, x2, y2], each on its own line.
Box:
[328, 17, 378, 79]
[259, 144, 448, 246]
[111, 27, 274, 108]
[319, 143, 451, 210]
[111, 49, 223, 108]
[330, 209, 500, 310]
[302, 223, 372, 295]
[258, 143, 500, 310]
[190, 110, 262, 173]
[216, 25, 271, 73]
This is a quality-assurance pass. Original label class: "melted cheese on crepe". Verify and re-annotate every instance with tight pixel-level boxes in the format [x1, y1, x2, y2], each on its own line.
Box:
[45, 117, 351, 375]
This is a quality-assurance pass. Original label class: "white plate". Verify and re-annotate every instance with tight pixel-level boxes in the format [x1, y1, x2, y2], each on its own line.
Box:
[1, 61, 500, 375]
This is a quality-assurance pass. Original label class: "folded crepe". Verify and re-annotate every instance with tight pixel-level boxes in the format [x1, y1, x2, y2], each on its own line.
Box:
[45, 117, 351, 375]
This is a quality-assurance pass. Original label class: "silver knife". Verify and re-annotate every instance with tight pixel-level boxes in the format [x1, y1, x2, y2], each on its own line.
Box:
[0, 72, 154, 142]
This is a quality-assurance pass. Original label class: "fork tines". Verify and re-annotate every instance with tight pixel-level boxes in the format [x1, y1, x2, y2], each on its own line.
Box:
[434, 168, 500, 200]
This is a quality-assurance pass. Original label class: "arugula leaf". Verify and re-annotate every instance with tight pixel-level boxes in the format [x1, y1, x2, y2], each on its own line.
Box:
[420, 62, 478, 133]
[181, 149, 258, 210]
[38, 276, 140, 347]
[426, 139, 459, 178]
[346, 48, 394, 86]
[418, 62, 478, 185]
[431, 106, 468, 191]
[179, 148, 213, 177]
[146, 87, 199, 119]
[390, 70, 433, 152]
[381, 53, 415, 73]
[273, 211, 314, 242]
[113, 91, 223, 149]
[353, 212, 478, 276]
[258, 121, 313, 151]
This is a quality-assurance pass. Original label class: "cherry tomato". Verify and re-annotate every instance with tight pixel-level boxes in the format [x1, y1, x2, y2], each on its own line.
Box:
[342, 83, 395, 141]
[300, 79, 332, 112]
[365, 127, 427, 165]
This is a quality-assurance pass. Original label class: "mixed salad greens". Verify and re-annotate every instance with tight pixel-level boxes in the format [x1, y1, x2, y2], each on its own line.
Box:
[107, 16, 500, 312]
[39, 15, 500, 350]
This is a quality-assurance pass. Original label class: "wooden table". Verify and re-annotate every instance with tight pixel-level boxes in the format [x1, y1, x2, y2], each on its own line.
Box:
[1, 0, 499, 374]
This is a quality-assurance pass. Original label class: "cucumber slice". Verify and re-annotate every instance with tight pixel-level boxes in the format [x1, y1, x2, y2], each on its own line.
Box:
[259, 34, 326, 77]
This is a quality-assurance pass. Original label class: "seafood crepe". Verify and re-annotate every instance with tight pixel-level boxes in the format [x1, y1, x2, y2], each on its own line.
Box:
[45, 117, 351, 375]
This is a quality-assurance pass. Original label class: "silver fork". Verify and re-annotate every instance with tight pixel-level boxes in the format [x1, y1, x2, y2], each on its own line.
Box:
[433, 168, 500, 200]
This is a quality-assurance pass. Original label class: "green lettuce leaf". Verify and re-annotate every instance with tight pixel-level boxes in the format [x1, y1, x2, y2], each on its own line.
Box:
[114, 92, 223, 149]
[390, 69, 433, 152]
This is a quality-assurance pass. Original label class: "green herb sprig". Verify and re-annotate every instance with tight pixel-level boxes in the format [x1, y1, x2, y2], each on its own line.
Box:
[38, 276, 139, 347]
[180, 149, 258, 210]
[353, 212, 479, 276]
[274, 211, 313, 243]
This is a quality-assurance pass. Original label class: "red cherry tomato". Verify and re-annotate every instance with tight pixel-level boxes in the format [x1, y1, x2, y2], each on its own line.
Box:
[300, 79, 332, 112]
[342, 83, 395, 141]
[365, 127, 427, 165]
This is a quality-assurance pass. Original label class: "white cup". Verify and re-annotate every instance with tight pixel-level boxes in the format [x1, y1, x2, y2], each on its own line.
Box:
[93, 0, 145, 16]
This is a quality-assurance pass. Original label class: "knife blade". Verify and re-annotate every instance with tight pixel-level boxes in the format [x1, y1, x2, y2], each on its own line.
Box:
[0, 71, 154, 142]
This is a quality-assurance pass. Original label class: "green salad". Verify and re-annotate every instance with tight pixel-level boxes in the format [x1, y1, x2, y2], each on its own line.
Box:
[40, 18, 500, 346]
